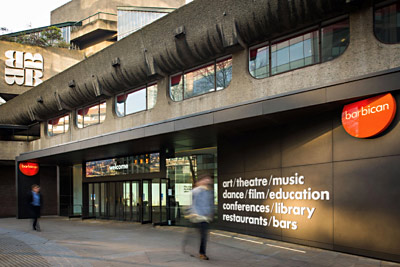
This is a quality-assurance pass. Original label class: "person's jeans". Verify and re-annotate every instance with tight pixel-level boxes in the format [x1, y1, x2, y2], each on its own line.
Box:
[199, 222, 209, 255]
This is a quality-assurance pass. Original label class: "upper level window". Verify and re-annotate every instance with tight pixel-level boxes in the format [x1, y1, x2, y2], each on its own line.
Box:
[47, 114, 69, 136]
[170, 56, 232, 101]
[77, 101, 106, 128]
[116, 83, 157, 117]
[249, 18, 349, 79]
[375, 1, 400, 44]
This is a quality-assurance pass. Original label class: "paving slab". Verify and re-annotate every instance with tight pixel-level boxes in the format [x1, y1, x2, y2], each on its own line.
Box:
[0, 216, 398, 267]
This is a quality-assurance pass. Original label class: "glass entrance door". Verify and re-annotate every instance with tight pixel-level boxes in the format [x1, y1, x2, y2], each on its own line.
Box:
[151, 178, 169, 225]
[142, 180, 151, 223]
[132, 181, 140, 222]
[116, 182, 124, 220]
[161, 178, 168, 224]
[123, 182, 131, 221]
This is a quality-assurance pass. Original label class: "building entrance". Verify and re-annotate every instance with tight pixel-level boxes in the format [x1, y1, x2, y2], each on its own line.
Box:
[87, 179, 168, 224]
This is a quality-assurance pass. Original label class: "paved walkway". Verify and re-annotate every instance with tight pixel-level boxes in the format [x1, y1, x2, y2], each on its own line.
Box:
[0, 217, 398, 266]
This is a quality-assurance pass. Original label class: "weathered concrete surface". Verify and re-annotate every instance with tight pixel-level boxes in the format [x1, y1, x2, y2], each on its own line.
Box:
[0, 0, 352, 125]
[24, 3, 400, 153]
[0, 40, 85, 96]
[0, 216, 399, 266]
[0, 140, 29, 160]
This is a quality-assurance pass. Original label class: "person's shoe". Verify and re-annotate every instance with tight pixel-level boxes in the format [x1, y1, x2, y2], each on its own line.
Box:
[199, 254, 209, 260]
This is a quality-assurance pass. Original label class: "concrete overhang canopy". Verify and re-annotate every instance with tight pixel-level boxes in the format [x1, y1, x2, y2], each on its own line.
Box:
[0, 0, 352, 125]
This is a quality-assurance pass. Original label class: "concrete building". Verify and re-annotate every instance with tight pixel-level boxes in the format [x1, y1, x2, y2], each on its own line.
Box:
[0, 0, 399, 263]
[52, 0, 185, 56]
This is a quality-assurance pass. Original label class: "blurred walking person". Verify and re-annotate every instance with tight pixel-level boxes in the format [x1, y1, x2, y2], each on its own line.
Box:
[188, 174, 214, 260]
[29, 184, 42, 231]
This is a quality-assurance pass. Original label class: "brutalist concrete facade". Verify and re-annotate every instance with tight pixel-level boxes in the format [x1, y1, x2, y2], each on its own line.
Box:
[0, 0, 399, 263]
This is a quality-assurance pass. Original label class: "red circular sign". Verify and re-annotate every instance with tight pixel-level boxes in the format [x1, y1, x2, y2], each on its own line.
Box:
[19, 162, 39, 176]
[342, 93, 397, 138]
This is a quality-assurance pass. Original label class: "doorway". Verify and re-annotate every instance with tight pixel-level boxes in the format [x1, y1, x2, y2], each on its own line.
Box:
[86, 179, 168, 224]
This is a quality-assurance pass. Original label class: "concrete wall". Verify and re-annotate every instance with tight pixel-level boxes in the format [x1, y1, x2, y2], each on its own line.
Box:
[51, 0, 186, 24]
[30, 6, 400, 153]
[217, 92, 400, 262]
[0, 41, 85, 95]
[0, 164, 16, 217]
[0, 141, 30, 161]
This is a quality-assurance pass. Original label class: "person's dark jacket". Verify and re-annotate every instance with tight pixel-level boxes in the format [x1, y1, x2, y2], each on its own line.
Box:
[28, 191, 43, 218]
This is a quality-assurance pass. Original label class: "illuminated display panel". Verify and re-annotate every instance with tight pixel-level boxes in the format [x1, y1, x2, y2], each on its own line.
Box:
[86, 153, 160, 177]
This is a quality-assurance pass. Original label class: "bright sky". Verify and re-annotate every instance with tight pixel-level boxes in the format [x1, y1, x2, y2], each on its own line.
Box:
[0, 0, 71, 34]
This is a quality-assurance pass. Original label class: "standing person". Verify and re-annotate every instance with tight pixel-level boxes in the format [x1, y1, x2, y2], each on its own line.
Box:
[190, 174, 214, 260]
[29, 184, 42, 231]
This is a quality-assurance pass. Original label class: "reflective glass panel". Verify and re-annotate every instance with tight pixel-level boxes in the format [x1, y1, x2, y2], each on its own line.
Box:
[94, 183, 100, 217]
[249, 46, 269, 78]
[101, 183, 105, 215]
[84, 105, 99, 127]
[88, 184, 93, 216]
[375, 2, 400, 44]
[184, 64, 215, 99]
[126, 88, 146, 115]
[216, 57, 232, 90]
[271, 30, 319, 75]
[47, 114, 69, 136]
[132, 182, 139, 221]
[116, 94, 126, 117]
[170, 74, 184, 101]
[321, 19, 350, 62]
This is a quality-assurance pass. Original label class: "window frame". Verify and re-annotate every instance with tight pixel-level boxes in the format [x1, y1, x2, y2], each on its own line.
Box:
[248, 16, 350, 79]
[169, 55, 232, 102]
[115, 82, 157, 118]
[76, 100, 107, 129]
[47, 114, 70, 137]
[373, 0, 400, 44]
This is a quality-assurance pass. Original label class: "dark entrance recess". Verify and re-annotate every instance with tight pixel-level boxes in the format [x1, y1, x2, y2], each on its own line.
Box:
[84, 178, 169, 225]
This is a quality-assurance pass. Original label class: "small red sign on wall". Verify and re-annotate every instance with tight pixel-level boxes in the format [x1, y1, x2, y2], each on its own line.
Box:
[19, 162, 39, 176]
[342, 93, 397, 138]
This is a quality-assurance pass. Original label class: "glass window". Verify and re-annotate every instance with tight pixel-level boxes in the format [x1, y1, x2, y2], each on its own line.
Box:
[115, 84, 157, 117]
[375, 1, 400, 44]
[77, 101, 106, 128]
[170, 74, 184, 101]
[47, 114, 69, 136]
[126, 88, 146, 115]
[184, 63, 215, 99]
[84, 105, 99, 127]
[166, 152, 218, 226]
[216, 57, 232, 90]
[116, 94, 125, 117]
[271, 30, 319, 75]
[249, 46, 269, 78]
[321, 19, 350, 62]
[169, 57, 232, 101]
[249, 17, 349, 79]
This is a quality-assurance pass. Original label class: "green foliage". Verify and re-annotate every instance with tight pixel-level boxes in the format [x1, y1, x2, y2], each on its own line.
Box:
[0, 26, 70, 48]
